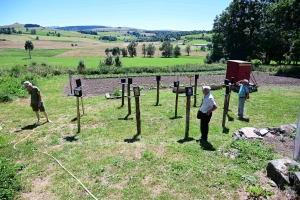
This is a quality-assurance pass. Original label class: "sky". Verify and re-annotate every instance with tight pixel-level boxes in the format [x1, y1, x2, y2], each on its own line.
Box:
[1, 0, 233, 31]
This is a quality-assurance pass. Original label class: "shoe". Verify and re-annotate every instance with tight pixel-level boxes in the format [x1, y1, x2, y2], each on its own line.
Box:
[47, 119, 52, 123]
[35, 121, 41, 125]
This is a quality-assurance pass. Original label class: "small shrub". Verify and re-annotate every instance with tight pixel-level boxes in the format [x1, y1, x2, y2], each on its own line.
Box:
[219, 58, 226, 64]
[104, 54, 114, 66]
[77, 59, 86, 74]
[247, 184, 274, 199]
[30, 60, 37, 66]
[115, 55, 122, 67]
[112, 88, 121, 96]
[41, 61, 47, 66]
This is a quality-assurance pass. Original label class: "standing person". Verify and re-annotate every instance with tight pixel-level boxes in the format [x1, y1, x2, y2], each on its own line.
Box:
[198, 86, 217, 141]
[23, 81, 51, 125]
[236, 79, 250, 119]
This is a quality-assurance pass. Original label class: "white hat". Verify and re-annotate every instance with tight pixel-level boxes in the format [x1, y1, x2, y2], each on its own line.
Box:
[23, 81, 32, 87]
[243, 79, 249, 83]
[202, 86, 211, 90]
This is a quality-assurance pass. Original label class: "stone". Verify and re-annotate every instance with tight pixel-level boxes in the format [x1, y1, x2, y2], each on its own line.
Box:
[260, 129, 269, 136]
[280, 124, 296, 134]
[239, 127, 263, 139]
[290, 124, 298, 129]
[267, 180, 277, 187]
[294, 172, 300, 192]
[266, 159, 300, 189]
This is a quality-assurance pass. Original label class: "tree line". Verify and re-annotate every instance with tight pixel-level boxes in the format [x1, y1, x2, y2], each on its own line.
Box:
[207, 0, 300, 65]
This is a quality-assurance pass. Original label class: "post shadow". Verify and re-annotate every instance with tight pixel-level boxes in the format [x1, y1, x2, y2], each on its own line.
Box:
[118, 113, 133, 120]
[227, 114, 234, 122]
[222, 126, 230, 134]
[124, 134, 140, 143]
[169, 116, 183, 120]
[177, 137, 195, 144]
[198, 140, 216, 151]
[63, 134, 78, 142]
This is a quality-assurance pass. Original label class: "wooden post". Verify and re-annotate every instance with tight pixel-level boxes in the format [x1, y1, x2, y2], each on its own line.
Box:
[135, 96, 141, 135]
[68, 70, 72, 94]
[175, 85, 179, 118]
[193, 75, 198, 107]
[121, 84, 125, 107]
[81, 97, 85, 115]
[127, 81, 131, 115]
[76, 97, 81, 133]
[222, 85, 230, 127]
[185, 95, 191, 139]
[156, 80, 160, 105]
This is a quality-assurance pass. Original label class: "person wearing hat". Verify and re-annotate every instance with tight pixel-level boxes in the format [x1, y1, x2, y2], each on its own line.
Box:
[236, 79, 250, 119]
[198, 86, 217, 141]
[23, 81, 51, 125]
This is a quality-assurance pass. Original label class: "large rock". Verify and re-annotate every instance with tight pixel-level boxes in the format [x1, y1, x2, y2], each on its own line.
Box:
[266, 159, 300, 189]
[294, 172, 300, 192]
[280, 124, 296, 134]
[239, 127, 263, 139]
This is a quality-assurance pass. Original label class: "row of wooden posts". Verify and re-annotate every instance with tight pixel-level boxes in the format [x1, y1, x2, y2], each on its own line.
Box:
[68, 69, 235, 140]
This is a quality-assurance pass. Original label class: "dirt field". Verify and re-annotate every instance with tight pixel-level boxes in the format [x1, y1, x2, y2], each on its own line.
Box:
[63, 73, 300, 96]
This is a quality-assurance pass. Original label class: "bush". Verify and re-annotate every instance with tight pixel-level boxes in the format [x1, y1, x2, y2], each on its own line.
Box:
[77, 59, 86, 74]
[219, 58, 226, 64]
[276, 65, 300, 77]
[115, 55, 122, 67]
[41, 61, 47, 66]
[104, 54, 114, 66]
[30, 60, 37, 66]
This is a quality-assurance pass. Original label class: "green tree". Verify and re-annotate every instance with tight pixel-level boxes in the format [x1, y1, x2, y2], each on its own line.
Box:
[146, 44, 156, 57]
[289, 39, 300, 65]
[36, 36, 39, 40]
[127, 41, 137, 57]
[159, 41, 173, 58]
[26, 28, 29, 32]
[173, 45, 181, 58]
[121, 48, 128, 57]
[57, 33, 60, 37]
[112, 47, 120, 56]
[115, 54, 122, 67]
[142, 44, 146, 57]
[30, 29, 36, 35]
[24, 40, 34, 59]
[185, 45, 191, 56]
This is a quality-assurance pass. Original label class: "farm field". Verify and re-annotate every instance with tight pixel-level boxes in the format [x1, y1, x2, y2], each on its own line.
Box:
[1, 75, 300, 199]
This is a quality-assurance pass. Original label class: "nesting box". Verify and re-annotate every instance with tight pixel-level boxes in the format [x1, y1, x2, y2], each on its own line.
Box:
[185, 87, 193, 96]
[75, 78, 82, 87]
[128, 78, 133, 84]
[174, 81, 179, 87]
[226, 60, 252, 86]
[156, 76, 161, 81]
[74, 87, 82, 97]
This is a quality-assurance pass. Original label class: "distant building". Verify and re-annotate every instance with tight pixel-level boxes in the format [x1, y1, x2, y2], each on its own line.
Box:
[193, 44, 207, 47]
[170, 38, 176, 41]
[177, 42, 184, 45]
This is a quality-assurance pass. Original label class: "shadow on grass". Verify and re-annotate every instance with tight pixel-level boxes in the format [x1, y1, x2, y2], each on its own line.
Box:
[177, 137, 195, 144]
[227, 114, 234, 122]
[118, 113, 133, 120]
[238, 117, 250, 122]
[198, 140, 216, 151]
[169, 116, 183, 120]
[124, 134, 140, 143]
[63, 135, 78, 142]
[15, 122, 46, 132]
[222, 126, 230, 134]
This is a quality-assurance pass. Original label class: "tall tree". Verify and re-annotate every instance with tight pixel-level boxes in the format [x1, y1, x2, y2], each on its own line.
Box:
[173, 45, 181, 58]
[142, 44, 146, 57]
[146, 44, 156, 57]
[127, 41, 137, 57]
[24, 40, 34, 59]
[159, 41, 173, 58]
[30, 29, 36, 35]
[112, 47, 120, 56]
[121, 48, 128, 57]
[185, 45, 191, 56]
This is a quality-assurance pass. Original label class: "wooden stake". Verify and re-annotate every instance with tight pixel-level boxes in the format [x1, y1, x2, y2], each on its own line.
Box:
[127, 83, 131, 115]
[222, 94, 230, 127]
[175, 85, 179, 118]
[193, 77, 198, 107]
[121, 84, 125, 107]
[185, 95, 191, 139]
[135, 96, 141, 135]
[156, 80, 160, 105]
[76, 97, 81, 133]
[81, 97, 85, 115]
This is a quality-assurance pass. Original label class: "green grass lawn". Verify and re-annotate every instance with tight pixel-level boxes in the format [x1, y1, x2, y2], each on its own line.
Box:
[0, 75, 299, 199]
[187, 39, 211, 45]
[0, 48, 205, 68]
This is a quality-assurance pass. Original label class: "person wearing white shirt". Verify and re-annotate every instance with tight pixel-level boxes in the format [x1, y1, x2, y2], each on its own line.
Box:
[198, 86, 217, 141]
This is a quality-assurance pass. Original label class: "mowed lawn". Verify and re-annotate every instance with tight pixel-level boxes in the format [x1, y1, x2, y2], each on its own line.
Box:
[0, 48, 205, 68]
[0, 75, 299, 199]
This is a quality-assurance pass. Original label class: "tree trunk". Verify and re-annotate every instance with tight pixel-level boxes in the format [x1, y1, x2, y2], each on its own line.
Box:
[29, 50, 31, 59]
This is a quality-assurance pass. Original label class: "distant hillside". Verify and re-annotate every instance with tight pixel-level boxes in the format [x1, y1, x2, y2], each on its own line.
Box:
[55, 25, 110, 31]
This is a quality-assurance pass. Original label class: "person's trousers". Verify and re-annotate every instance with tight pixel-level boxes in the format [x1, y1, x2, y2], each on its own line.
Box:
[200, 112, 212, 140]
[238, 97, 246, 118]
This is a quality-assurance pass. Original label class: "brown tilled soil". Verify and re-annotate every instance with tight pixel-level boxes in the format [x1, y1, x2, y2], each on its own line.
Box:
[63, 73, 300, 96]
